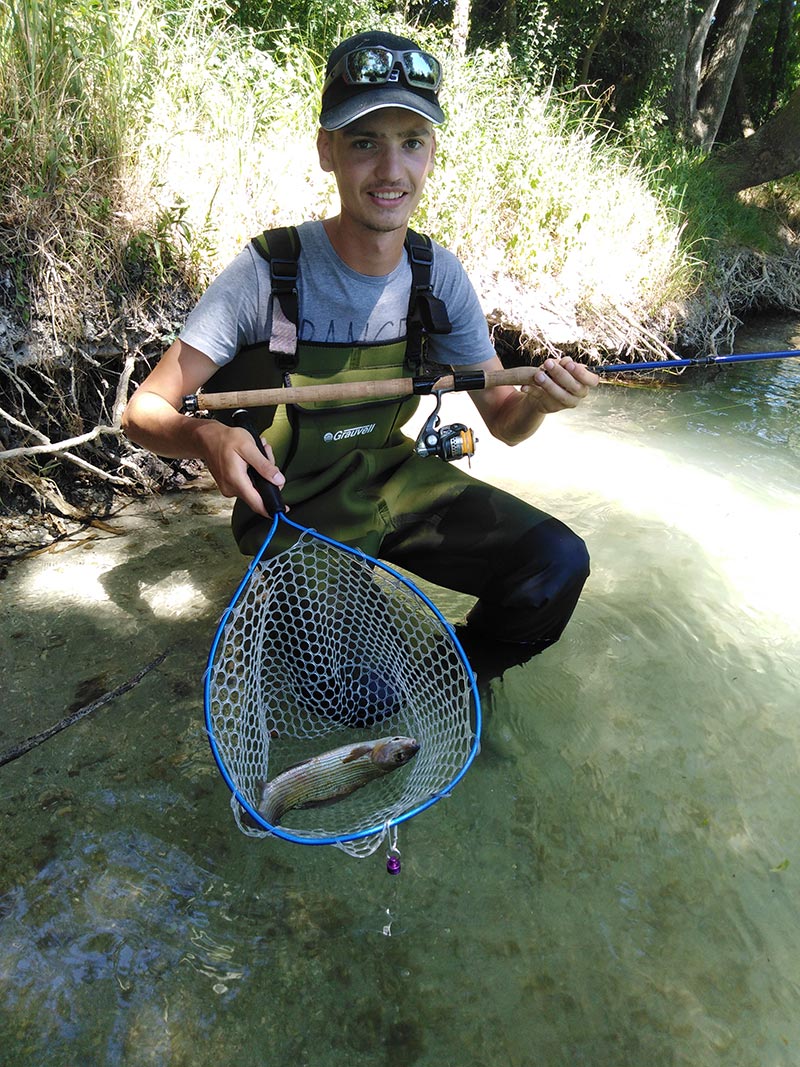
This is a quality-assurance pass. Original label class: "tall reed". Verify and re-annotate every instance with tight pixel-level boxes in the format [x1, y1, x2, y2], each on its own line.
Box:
[0, 0, 148, 197]
[417, 45, 697, 347]
[0, 0, 705, 353]
[0, 0, 158, 340]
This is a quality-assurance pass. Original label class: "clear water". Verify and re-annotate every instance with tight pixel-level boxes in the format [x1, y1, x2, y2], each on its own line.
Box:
[1, 318, 798, 1067]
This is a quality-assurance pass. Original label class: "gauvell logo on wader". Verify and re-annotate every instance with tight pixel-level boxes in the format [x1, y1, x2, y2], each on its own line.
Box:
[323, 424, 378, 443]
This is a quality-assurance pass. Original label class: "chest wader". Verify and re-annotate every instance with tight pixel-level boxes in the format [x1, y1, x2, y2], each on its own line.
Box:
[207, 226, 452, 557]
[207, 229, 592, 666]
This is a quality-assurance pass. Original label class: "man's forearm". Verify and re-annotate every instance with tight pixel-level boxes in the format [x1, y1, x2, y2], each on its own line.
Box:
[122, 388, 221, 461]
[485, 389, 547, 446]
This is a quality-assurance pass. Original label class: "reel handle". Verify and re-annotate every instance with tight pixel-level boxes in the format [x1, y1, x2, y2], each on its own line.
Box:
[232, 409, 287, 518]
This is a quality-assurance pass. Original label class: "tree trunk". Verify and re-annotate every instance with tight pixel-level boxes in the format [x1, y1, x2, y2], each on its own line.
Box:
[453, 0, 471, 56]
[664, 0, 718, 141]
[663, 0, 758, 149]
[502, 0, 517, 41]
[768, 0, 794, 113]
[580, 0, 614, 84]
[693, 0, 759, 148]
[730, 64, 755, 138]
[705, 83, 800, 192]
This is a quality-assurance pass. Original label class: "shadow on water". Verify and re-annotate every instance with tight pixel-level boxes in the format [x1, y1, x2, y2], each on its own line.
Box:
[1, 325, 799, 1066]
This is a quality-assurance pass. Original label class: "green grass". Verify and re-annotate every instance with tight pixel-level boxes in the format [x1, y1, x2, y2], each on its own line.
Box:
[2, 0, 792, 354]
[0, 0, 158, 335]
[418, 47, 697, 339]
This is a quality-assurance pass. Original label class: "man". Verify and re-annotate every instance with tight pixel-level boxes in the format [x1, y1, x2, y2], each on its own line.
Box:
[122, 30, 598, 673]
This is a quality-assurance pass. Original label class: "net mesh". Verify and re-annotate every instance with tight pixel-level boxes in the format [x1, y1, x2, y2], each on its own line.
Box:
[205, 527, 478, 857]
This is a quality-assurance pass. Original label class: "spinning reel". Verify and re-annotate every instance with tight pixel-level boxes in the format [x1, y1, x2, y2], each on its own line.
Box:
[414, 390, 477, 464]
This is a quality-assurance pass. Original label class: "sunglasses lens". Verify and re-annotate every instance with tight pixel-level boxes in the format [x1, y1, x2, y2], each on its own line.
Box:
[402, 52, 440, 88]
[345, 48, 393, 84]
[339, 48, 441, 90]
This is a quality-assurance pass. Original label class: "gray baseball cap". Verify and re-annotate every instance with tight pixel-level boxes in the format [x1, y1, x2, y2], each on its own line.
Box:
[319, 30, 444, 131]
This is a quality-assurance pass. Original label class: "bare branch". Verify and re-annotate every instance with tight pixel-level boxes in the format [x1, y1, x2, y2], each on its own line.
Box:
[0, 422, 122, 461]
[0, 650, 170, 769]
[112, 349, 136, 426]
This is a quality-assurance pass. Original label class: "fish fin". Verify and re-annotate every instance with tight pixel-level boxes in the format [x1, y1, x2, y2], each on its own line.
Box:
[341, 744, 372, 764]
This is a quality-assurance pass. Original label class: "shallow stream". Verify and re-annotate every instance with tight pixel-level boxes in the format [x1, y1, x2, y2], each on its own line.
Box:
[1, 317, 798, 1066]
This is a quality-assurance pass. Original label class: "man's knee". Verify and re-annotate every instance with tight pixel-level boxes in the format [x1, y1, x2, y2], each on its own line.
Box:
[467, 517, 590, 647]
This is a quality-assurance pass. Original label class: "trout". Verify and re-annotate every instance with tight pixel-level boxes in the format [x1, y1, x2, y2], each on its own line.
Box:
[258, 735, 420, 826]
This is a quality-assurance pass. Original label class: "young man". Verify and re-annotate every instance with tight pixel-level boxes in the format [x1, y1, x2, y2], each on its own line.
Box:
[123, 30, 598, 671]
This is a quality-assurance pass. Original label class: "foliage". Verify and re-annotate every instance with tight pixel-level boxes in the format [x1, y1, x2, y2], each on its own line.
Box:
[133, 3, 329, 278]
[459, 0, 800, 144]
[0, 0, 162, 334]
[130, 16, 697, 337]
[0, 0, 795, 354]
[726, 0, 800, 134]
[0, 0, 134, 193]
[417, 45, 694, 340]
[467, 0, 678, 115]
[629, 129, 786, 257]
[226, 0, 396, 54]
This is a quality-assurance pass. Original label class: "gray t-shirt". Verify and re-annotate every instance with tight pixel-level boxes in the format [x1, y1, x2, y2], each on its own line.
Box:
[180, 220, 495, 367]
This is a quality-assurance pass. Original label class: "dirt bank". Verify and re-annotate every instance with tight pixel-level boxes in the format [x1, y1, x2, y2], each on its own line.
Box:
[2, 245, 799, 561]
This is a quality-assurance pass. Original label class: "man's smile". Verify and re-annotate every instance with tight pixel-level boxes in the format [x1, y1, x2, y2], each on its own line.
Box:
[369, 190, 408, 202]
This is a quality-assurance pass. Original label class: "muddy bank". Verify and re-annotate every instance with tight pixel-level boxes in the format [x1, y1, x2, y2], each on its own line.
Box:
[1, 244, 799, 561]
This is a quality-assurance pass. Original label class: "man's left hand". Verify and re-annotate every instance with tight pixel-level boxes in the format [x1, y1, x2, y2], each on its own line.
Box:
[520, 357, 599, 413]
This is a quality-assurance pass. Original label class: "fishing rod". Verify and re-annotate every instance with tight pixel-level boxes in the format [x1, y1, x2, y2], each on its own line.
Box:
[593, 349, 800, 374]
[183, 366, 526, 413]
[183, 349, 800, 413]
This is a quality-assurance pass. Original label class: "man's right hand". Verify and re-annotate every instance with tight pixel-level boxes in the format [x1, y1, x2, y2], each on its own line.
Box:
[196, 420, 285, 518]
[121, 339, 285, 518]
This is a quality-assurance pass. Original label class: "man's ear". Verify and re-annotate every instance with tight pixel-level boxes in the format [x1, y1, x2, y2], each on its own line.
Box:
[317, 127, 335, 173]
[428, 131, 437, 173]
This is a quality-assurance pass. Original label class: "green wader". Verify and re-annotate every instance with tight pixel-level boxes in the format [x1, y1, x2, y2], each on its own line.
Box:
[229, 334, 425, 559]
[212, 229, 590, 658]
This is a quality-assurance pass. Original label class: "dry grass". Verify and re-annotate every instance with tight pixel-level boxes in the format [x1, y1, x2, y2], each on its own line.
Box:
[2, 0, 798, 545]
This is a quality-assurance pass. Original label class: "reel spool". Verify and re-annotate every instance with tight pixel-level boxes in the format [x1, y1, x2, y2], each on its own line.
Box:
[414, 392, 477, 463]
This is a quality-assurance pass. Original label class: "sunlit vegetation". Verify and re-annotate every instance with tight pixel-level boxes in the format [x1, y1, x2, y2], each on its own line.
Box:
[1, 0, 797, 534]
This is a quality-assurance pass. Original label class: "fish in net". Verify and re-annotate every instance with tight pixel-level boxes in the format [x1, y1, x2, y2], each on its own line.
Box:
[205, 519, 481, 859]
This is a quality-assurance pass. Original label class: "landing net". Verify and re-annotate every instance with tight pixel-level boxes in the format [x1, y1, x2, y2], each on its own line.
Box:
[205, 519, 481, 858]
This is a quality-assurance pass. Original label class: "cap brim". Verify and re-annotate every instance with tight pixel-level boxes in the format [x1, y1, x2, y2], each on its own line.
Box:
[319, 88, 444, 131]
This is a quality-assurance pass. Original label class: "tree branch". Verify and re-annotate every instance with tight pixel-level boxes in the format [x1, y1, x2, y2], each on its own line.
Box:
[0, 650, 170, 769]
[0, 422, 119, 461]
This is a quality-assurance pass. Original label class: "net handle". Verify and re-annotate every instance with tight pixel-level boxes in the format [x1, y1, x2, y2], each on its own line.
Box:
[232, 408, 287, 518]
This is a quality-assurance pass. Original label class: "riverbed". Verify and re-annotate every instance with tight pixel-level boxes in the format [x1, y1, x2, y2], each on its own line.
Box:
[1, 317, 798, 1066]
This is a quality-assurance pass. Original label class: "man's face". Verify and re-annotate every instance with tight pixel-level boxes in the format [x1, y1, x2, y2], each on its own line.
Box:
[317, 108, 437, 236]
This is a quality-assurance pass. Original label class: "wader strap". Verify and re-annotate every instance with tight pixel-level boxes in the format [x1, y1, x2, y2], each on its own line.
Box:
[252, 226, 300, 370]
[404, 229, 452, 371]
[250, 226, 452, 376]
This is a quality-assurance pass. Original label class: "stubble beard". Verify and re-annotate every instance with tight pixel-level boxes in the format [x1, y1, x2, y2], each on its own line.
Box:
[362, 218, 407, 235]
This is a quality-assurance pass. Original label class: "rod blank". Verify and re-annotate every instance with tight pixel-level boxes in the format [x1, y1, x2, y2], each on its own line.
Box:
[594, 349, 800, 374]
[183, 349, 800, 412]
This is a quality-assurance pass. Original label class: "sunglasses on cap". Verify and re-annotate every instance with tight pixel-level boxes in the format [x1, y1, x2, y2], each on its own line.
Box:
[323, 46, 443, 95]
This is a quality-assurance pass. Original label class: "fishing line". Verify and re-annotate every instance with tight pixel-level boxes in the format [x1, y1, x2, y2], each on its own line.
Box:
[593, 349, 800, 425]
[607, 398, 755, 427]
[382, 824, 402, 934]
